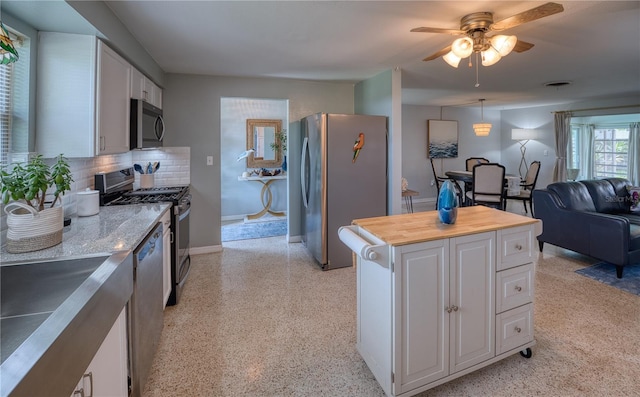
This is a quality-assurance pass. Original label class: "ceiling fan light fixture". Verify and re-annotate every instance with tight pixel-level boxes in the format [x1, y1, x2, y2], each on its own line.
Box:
[442, 51, 461, 68]
[481, 46, 501, 66]
[491, 35, 517, 56]
[451, 37, 473, 58]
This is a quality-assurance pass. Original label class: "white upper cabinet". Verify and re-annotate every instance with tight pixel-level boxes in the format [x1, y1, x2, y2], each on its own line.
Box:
[131, 66, 163, 109]
[36, 33, 131, 157]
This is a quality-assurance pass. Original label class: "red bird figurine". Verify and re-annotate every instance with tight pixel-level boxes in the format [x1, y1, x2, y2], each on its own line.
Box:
[352, 133, 365, 163]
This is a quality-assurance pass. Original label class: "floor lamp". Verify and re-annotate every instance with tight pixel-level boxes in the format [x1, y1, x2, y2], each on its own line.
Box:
[512, 129, 542, 178]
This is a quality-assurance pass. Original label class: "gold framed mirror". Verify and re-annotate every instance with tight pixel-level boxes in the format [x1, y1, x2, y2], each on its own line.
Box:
[246, 119, 283, 168]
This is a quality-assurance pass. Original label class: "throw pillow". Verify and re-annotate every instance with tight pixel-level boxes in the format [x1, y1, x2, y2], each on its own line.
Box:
[627, 186, 640, 213]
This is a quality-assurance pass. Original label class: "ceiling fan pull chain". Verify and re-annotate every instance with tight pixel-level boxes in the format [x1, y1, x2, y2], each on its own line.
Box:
[475, 53, 480, 87]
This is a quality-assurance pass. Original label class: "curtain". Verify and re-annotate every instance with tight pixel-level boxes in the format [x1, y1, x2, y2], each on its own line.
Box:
[579, 124, 595, 180]
[629, 122, 640, 185]
[552, 111, 572, 182]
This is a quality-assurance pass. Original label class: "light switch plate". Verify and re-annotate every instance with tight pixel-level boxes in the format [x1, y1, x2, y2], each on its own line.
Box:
[206, 156, 213, 165]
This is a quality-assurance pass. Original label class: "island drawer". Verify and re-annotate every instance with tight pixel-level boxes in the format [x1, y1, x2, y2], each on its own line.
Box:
[497, 226, 534, 271]
[496, 263, 533, 313]
[496, 303, 533, 355]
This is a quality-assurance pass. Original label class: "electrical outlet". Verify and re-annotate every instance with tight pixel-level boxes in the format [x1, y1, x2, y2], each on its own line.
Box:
[206, 156, 213, 165]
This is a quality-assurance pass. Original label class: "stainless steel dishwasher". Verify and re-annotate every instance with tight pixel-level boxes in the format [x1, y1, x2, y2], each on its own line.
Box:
[129, 222, 163, 397]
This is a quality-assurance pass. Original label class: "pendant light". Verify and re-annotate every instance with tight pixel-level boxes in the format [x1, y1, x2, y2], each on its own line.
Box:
[473, 99, 491, 137]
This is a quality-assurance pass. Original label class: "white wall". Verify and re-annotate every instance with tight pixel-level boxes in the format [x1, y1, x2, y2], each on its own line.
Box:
[220, 98, 288, 218]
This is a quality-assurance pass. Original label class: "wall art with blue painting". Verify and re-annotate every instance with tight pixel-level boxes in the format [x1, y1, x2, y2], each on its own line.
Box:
[427, 120, 458, 159]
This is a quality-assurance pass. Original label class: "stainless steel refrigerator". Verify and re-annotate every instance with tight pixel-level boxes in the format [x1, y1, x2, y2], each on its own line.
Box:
[301, 113, 388, 270]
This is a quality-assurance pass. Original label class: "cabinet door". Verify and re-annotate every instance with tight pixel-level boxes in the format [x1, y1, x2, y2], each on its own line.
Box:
[70, 308, 128, 397]
[394, 240, 449, 394]
[162, 211, 172, 308]
[449, 232, 495, 374]
[96, 42, 131, 155]
[131, 67, 145, 100]
[144, 79, 163, 108]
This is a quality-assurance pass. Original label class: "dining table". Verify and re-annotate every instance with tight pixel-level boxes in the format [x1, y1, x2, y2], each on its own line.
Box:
[445, 170, 521, 206]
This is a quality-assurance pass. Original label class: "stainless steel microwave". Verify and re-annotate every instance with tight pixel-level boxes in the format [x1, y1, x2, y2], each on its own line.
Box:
[130, 99, 165, 149]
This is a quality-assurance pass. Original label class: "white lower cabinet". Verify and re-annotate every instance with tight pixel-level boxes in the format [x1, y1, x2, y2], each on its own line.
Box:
[394, 232, 495, 394]
[162, 210, 172, 308]
[70, 308, 128, 397]
[355, 224, 536, 397]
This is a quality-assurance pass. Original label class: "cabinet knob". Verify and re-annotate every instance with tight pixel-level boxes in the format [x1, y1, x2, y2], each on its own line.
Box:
[514, 285, 522, 292]
[445, 306, 452, 313]
[451, 305, 459, 312]
[515, 326, 522, 333]
[515, 244, 523, 250]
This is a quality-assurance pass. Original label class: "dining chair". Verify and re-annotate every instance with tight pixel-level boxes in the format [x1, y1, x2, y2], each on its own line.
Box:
[464, 157, 490, 197]
[465, 157, 490, 171]
[505, 161, 541, 215]
[465, 163, 506, 210]
[430, 159, 463, 207]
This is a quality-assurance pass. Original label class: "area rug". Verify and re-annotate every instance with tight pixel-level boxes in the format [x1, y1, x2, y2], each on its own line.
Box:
[575, 262, 640, 296]
[221, 220, 287, 242]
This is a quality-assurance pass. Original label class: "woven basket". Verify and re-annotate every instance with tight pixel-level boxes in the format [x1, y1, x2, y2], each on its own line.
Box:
[4, 202, 64, 253]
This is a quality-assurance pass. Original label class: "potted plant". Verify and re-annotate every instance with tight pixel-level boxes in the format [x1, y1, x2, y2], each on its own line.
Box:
[269, 129, 287, 172]
[0, 154, 73, 253]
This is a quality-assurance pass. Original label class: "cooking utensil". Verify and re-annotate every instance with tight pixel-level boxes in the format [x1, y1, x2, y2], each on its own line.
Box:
[147, 162, 153, 174]
[153, 162, 160, 173]
[134, 164, 145, 174]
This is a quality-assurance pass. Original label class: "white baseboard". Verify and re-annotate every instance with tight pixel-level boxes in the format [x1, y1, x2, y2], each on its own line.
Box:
[190, 245, 223, 255]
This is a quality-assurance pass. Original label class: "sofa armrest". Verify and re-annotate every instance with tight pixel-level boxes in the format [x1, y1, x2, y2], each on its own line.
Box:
[533, 189, 630, 265]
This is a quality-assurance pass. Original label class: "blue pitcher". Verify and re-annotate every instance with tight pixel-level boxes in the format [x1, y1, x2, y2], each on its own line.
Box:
[437, 180, 458, 224]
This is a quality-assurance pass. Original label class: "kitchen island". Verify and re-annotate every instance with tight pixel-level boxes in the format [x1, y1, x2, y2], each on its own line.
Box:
[0, 203, 170, 397]
[339, 206, 542, 397]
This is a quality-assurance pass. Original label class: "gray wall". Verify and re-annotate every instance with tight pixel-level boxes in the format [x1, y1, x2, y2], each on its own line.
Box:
[401, 104, 501, 204]
[500, 96, 640, 189]
[163, 74, 354, 249]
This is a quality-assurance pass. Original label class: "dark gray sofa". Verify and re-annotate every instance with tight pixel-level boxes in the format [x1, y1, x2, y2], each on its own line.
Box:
[532, 178, 640, 278]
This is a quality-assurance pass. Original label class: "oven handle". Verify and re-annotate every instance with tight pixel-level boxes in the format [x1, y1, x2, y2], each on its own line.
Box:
[176, 205, 190, 220]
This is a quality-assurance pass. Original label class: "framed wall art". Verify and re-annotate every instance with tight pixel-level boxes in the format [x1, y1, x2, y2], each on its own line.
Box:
[427, 120, 458, 159]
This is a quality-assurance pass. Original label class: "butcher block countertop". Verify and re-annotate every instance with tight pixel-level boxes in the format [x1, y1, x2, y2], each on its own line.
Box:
[352, 206, 542, 246]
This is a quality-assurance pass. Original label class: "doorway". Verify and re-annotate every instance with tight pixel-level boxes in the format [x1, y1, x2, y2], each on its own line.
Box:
[220, 97, 289, 241]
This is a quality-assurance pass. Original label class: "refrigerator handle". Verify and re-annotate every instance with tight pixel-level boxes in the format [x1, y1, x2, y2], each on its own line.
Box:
[301, 136, 309, 208]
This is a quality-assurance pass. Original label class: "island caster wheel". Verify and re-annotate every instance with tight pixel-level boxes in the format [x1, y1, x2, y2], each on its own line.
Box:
[519, 348, 532, 358]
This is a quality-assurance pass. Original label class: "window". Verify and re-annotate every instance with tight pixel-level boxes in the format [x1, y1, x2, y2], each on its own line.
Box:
[0, 53, 14, 167]
[0, 25, 29, 167]
[592, 127, 629, 178]
[569, 114, 639, 182]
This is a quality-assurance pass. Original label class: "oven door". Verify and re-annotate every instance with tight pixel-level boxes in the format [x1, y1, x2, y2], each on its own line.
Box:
[168, 197, 190, 305]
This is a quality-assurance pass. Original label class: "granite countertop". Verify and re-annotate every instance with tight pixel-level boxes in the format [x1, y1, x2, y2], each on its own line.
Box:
[1, 203, 171, 264]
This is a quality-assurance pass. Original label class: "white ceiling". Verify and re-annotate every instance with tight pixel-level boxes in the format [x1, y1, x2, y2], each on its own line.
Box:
[8, 1, 640, 110]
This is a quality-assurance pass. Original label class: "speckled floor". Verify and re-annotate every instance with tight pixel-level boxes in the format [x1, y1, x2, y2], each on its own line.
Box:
[143, 236, 640, 397]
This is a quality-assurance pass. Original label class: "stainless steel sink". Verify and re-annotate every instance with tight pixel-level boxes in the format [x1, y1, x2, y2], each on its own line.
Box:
[1, 256, 108, 363]
[0, 252, 133, 397]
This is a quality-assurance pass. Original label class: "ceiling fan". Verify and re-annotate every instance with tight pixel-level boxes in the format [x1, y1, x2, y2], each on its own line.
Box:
[411, 2, 564, 68]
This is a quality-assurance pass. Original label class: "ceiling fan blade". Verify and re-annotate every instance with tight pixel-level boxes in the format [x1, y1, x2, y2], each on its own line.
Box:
[422, 45, 452, 62]
[411, 27, 465, 35]
[513, 40, 535, 53]
[490, 2, 564, 31]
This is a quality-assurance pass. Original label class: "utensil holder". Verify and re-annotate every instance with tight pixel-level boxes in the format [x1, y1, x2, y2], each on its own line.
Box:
[140, 174, 155, 189]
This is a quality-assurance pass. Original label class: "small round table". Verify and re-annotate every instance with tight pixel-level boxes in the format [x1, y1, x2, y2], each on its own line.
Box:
[238, 175, 286, 220]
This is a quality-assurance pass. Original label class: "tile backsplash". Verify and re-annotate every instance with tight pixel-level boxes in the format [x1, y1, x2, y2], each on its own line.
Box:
[1, 147, 190, 241]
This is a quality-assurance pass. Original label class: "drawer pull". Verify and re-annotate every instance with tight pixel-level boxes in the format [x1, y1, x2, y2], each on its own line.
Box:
[514, 285, 522, 292]
[515, 326, 522, 333]
[515, 244, 523, 251]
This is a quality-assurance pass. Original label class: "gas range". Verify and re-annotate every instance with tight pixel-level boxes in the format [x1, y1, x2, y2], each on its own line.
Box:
[106, 186, 189, 206]
[95, 167, 191, 306]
